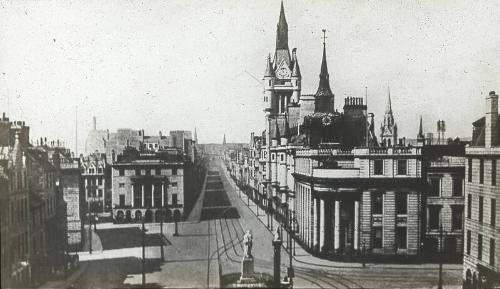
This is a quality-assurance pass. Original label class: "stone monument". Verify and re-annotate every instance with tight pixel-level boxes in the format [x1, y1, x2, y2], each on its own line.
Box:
[240, 230, 255, 282]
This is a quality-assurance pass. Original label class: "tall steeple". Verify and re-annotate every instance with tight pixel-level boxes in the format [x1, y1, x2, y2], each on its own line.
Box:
[223, 134, 226, 145]
[315, 29, 334, 113]
[276, 1, 288, 51]
[385, 86, 393, 114]
[380, 87, 397, 146]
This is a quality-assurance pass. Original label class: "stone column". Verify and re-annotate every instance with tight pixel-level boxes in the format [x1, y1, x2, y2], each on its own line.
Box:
[131, 184, 135, 207]
[161, 184, 165, 207]
[312, 197, 318, 251]
[360, 191, 372, 251]
[334, 199, 340, 250]
[151, 184, 155, 207]
[320, 198, 325, 251]
[103, 178, 106, 210]
[141, 185, 145, 208]
[354, 200, 359, 250]
[383, 191, 396, 254]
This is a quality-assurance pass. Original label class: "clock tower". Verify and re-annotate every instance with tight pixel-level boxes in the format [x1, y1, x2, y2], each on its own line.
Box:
[263, 1, 301, 117]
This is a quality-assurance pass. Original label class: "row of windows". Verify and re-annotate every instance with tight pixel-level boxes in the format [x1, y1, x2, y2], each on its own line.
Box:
[468, 158, 497, 185]
[427, 205, 463, 230]
[118, 168, 178, 176]
[86, 177, 104, 186]
[467, 194, 496, 227]
[373, 159, 408, 175]
[466, 231, 495, 266]
[372, 226, 407, 249]
[86, 167, 104, 174]
[428, 177, 463, 197]
[119, 193, 179, 207]
[372, 192, 408, 215]
[118, 182, 177, 188]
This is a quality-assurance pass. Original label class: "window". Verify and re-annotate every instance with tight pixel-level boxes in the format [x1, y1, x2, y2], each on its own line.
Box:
[490, 239, 495, 266]
[98, 189, 103, 197]
[466, 230, 471, 255]
[172, 194, 178, 205]
[429, 178, 440, 196]
[98, 167, 103, 174]
[453, 178, 463, 196]
[119, 183, 125, 188]
[451, 206, 463, 230]
[135, 169, 141, 176]
[119, 195, 125, 206]
[98, 178, 102, 185]
[479, 196, 484, 224]
[119, 169, 124, 176]
[396, 193, 407, 214]
[468, 158, 472, 182]
[467, 194, 472, 219]
[156, 168, 161, 175]
[145, 169, 151, 176]
[478, 234, 483, 261]
[373, 227, 382, 248]
[280, 154, 284, 162]
[397, 160, 407, 175]
[480, 159, 484, 184]
[172, 168, 177, 175]
[171, 182, 178, 187]
[396, 227, 407, 249]
[373, 192, 383, 214]
[429, 206, 440, 230]
[491, 199, 496, 227]
[493, 159, 497, 186]
[271, 153, 275, 161]
[374, 160, 383, 175]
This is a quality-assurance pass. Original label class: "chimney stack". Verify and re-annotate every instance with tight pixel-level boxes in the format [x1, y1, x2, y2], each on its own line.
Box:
[485, 91, 498, 147]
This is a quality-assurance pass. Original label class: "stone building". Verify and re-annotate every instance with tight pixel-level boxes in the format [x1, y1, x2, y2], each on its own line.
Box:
[463, 91, 500, 288]
[111, 147, 187, 223]
[0, 114, 31, 287]
[80, 153, 111, 213]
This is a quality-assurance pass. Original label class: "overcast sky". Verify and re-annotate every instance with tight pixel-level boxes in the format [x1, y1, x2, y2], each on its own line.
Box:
[1, 0, 500, 152]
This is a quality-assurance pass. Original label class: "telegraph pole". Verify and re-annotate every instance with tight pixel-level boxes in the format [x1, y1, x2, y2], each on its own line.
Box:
[142, 217, 146, 285]
[160, 210, 164, 261]
[438, 226, 443, 289]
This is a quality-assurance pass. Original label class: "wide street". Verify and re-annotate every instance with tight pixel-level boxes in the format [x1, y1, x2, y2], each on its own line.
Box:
[69, 158, 463, 288]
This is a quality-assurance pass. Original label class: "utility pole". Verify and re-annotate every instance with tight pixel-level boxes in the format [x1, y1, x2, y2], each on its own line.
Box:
[142, 217, 146, 285]
[160, 210, 164, 261]
[438, 226, 443, 289]
[88, 202, 92, 254]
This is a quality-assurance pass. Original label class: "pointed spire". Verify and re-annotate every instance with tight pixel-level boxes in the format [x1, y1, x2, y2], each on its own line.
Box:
[385, 86, 392, 114]
[223, 134, 226, 145]
[283, 115, 291, 139]
[276, 1, 288, 51]
[291, 48, 301, 77]
[417, 115, 425, 139]
[264, 54, 275, 77]
[315, 29, 333, 97]
[272, 119, 280, 140]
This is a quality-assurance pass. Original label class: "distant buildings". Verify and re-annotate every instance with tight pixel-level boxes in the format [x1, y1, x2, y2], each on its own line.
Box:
[226, 2, 468, 264]
[80, 153, 111, 213]
[463, 91, 500, 288]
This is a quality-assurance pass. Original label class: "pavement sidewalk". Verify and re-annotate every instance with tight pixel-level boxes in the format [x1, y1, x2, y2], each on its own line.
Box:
[220, 162, 463, 272]
[38, 257, 89, 289]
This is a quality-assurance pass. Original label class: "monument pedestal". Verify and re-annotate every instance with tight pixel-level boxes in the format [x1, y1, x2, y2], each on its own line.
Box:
[239, 255, 255, 282]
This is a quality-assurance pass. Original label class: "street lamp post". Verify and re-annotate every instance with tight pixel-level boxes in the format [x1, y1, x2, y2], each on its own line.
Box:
[88, 202, 92, 254]
[160, 209, 165, 261]
[142, 216, 146, 285]
[438, 226, 444, 289]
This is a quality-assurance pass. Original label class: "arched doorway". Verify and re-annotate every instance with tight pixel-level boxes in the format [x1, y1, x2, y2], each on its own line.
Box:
[155, 210, 163, 222]
[126, 210, 131, 222]
[173, 210, 181, 222]
[165, 210, 172, 222]
[464, 269, 472, 289]
[135, 210, 142, 222]
[145, 209, 153, 223]
[116, 210, 124, 222]
[472, 272, 478, 289]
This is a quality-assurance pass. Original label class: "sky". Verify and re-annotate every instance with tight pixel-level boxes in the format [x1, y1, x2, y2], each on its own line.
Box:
[1, 0, 500, 152]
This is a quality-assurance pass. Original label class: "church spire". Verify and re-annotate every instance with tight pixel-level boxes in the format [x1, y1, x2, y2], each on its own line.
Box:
[417, 115, 425, 139]
[223, 134, 226, 145]
[194, 127, 198, 143]
[276, 1, 288, 51]
[315, 29, 333, 97]
[385, 86, 393, 114]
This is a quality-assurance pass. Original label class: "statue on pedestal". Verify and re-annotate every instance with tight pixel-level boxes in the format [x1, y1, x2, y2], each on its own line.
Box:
[240, 230, 255, 282]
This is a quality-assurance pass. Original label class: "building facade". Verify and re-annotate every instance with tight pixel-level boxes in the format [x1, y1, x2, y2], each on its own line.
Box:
[80, 153, 111, 213]
[463, 91, 500, 288]
[111, 147, 186, 223]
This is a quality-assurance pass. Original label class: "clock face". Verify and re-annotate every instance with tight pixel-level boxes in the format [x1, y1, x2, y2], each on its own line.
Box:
[277, 67, 289, 78]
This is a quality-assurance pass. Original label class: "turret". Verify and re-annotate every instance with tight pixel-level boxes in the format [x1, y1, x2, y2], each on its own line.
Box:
[291, 48, 301, 103]
[314, 29, 335, 113]
[263, 54, 275, 112]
